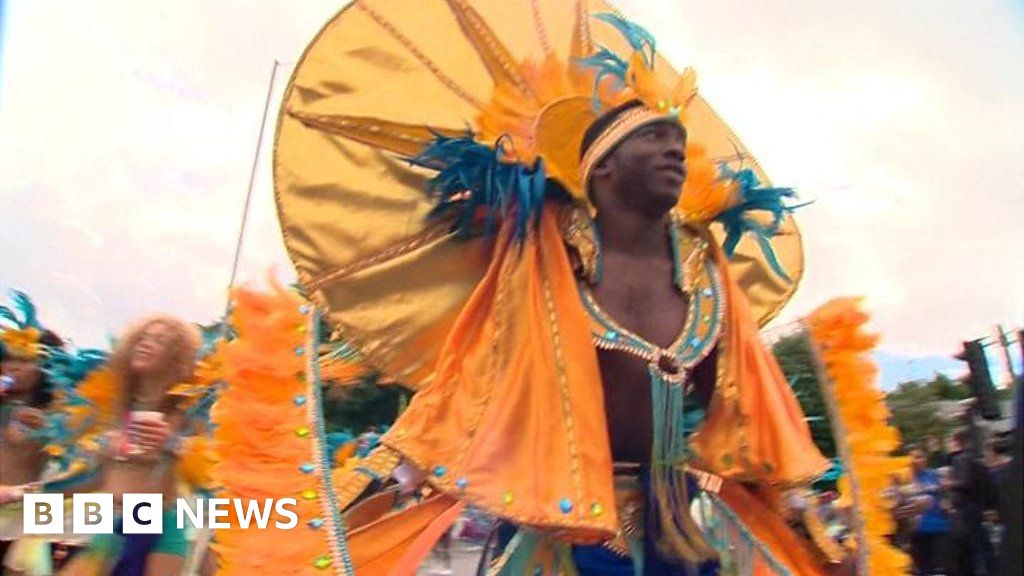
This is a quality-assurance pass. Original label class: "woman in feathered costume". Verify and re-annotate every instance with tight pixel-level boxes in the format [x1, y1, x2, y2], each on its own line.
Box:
[60, 316, 200, 576]
[1, 291, 66, 575]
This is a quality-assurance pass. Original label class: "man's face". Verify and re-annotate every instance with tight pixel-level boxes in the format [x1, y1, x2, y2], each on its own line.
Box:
[910, 449, 926, 472]
[600, 120, 687, 212]
[946, 436, 961, 453]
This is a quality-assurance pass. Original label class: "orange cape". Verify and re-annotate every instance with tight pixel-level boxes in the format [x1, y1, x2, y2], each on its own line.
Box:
[337, 207, 828, 573]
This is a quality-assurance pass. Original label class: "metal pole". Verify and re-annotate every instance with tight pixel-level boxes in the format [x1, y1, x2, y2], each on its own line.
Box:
[996, 325, 1018, 385]
[225, 60, 280, 310]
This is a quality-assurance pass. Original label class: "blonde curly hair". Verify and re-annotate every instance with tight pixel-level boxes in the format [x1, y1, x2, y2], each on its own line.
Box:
[107, 315, 200, 417]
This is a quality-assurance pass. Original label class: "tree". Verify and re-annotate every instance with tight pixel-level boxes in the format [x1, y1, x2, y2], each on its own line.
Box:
[885, 379, 958, 449]
[771, 334, 837, 458]
[321, 374, 412, 433]
[927, 373, 970, 401]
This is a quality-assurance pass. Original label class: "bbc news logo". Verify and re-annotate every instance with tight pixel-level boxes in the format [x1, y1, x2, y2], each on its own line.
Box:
[23, 494, 299, 534]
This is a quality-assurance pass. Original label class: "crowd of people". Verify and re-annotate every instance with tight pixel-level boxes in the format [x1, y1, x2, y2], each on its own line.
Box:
[893, 429, 1018, 575]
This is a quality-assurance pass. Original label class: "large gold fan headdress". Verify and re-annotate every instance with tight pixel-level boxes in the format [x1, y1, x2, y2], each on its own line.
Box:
[275, 0, 804, 389]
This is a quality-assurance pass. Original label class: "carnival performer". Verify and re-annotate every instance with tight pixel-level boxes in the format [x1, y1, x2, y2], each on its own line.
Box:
[1, 292, 66, 576]
[60, 316, 199, 576]
[269, 1, 858, 574]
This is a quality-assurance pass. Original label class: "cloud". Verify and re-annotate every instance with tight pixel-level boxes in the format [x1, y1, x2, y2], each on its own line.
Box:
[616, 0, 1024, 357]
[2, 1, 1022, 373]
[0, 0, 342, 346]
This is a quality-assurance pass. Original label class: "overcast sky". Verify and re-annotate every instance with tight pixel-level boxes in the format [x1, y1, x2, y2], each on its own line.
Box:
[1, 1, 1021, 387]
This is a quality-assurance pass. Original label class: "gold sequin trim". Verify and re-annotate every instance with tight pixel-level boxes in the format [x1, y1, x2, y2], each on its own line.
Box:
[530, 0, 552, 54]
[307, 221, 452, 292]
[559, 205, 600, 283]
[541, 265, 585, 517]
[333, 446, 401, 511]
[570, 0, 592, 59]
[356, 1, 483, 109]
[445, 0, 536, 101]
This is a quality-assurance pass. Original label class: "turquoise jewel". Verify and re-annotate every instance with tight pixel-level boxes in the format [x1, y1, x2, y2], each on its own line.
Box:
[308, 518, 324, 529]
[456, 477, 468, 490]
[300, 463, 315, 474]
[690, 337, 701, 347]
[294, 395, 307, 406]
[559, 498, 573, 514]
[604, 330, 620, 341]
[433, 466, 447, 477]
[294, 346, 305, 356]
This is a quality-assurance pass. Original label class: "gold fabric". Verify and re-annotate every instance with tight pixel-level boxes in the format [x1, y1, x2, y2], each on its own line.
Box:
[274, 0, 802, 389]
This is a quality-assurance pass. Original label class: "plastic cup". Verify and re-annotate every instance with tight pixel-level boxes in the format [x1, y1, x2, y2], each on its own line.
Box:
[127, 410, 165, 454]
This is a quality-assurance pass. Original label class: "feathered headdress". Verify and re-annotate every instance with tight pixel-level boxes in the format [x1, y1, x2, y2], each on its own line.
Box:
[0, 290, 45, 359]
[277, 0, 807, 393]
[401, 11, 800, 278]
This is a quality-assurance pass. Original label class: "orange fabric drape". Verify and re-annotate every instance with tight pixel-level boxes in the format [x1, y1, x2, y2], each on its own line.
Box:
[362, 206, 828, 568]
[345, 494, 464, 576]
[382, 208, 618, 540]
[718, 482, 828, 576]
[690, 244, 830, 486]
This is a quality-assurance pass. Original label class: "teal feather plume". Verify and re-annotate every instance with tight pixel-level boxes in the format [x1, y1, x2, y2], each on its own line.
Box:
[407, 132, 547, 242]
[713, 165, 810, 282]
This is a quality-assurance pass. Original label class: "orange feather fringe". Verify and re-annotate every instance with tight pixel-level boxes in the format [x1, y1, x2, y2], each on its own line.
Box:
[211, 282, 341, 575]
[806, 297, 912, 575]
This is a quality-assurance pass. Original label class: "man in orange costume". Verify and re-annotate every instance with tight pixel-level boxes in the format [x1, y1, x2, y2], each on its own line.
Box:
[275, 4, 850, 574]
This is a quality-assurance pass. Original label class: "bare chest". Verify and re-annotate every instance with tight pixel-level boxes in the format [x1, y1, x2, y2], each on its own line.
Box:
[590, 264, 688, 349]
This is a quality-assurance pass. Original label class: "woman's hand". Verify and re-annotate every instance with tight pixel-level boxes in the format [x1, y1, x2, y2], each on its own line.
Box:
[129, 418, 172, 456]
[13, 407, 46, 430]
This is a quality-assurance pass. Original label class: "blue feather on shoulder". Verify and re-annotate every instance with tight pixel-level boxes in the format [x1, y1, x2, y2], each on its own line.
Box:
[407, 133, 547, 243]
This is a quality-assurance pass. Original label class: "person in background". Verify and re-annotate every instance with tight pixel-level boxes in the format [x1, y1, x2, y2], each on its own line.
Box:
[926, 435, 950, 469]
[996, 382, 1022, 576]
[947, 429, 997, 576]
[60, 316, 199, 576]
[1, 292, 65, 576]
[908, 447, 952, 575]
